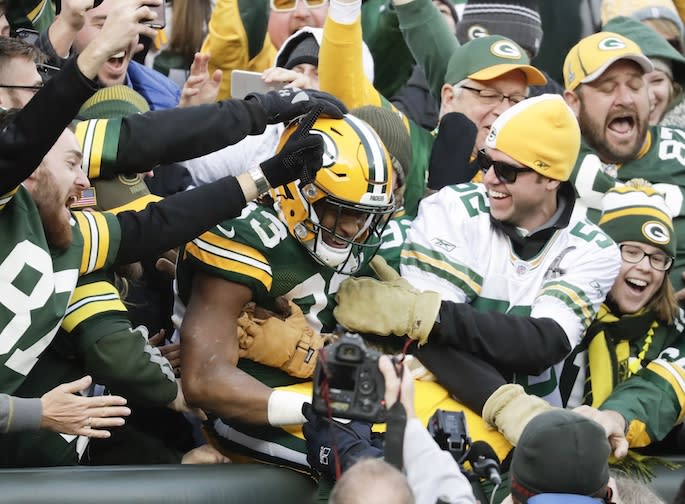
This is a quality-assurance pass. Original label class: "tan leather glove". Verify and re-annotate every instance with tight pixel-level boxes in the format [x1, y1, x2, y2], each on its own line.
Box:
[481, 384, 554, 446]
[237, 299, 325, 379]
[333, 270, 441, 345]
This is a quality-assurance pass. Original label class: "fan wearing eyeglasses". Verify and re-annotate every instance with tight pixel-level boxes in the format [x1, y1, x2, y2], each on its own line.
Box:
[201, 0, 329, 100]
[485, 181, 685, 462]
[334, 95, 622, 428]
[0, 36, 44, 108]
[317, 0, 548, 217]
[559, 181, 685, 456]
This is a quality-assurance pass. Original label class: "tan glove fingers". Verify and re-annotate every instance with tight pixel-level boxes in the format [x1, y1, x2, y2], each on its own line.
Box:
[369, 255, 401, 281]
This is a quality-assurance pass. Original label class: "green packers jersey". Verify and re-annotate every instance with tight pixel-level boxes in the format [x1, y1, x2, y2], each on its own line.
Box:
[175, 202, 370, 471]
[177, 202, 354, 334]
[571, 127, 685, 290]
[0, 187, 120, 396]
[358, 214, 413, 276]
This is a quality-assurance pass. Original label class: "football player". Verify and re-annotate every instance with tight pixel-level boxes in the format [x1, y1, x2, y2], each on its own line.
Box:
[175, 113, 395, 470]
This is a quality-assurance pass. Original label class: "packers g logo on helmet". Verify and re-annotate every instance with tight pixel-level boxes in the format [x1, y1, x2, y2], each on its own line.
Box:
[270, 114, 395, 273]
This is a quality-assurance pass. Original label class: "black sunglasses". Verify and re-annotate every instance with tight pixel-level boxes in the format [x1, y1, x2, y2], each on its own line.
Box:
[477, 149, 533, 184]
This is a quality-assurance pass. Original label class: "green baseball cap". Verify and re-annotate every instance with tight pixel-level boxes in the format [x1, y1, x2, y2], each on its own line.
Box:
[603, 16, 685, 82]
[444, 35, 547, 86]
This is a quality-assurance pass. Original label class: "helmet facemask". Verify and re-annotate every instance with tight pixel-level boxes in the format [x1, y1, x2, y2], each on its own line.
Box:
[271, 114, 396, 274]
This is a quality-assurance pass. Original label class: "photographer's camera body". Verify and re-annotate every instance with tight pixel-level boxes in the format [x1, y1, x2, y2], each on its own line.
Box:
[313, 333, 386, 423]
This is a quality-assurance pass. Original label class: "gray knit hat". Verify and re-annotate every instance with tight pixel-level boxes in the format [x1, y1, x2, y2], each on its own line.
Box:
[456, 0, 544, 58]
[276, 32, 320, 70]
[350, 106, 411, 187]
[510, 410, 611, 503]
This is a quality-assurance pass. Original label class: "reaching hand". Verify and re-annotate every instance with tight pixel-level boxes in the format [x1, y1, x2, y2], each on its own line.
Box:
[378, 356, 416, 419]
[572, 405, 629, 459]
[181, 444, 231, 464]
[40, 375, 130, 438]
[245, 88, 347, 124]
[179, 52, 223, 108]
[259, 108, 324, 189]
[77, 0, 160, 78]
[149, 329, 181, 376]
[261, 67, 317, 91]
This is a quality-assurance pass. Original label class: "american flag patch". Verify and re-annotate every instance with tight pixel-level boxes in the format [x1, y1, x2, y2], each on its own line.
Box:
[71, 187, 97, 209]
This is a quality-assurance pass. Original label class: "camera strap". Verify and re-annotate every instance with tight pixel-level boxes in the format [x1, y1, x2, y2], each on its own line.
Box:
[383, 401, 406, 471]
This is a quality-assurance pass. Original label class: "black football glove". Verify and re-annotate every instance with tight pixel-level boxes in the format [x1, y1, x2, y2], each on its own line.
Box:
[427, 112, 478, 189]
[246, 88, 347, 124]
[302, 402, 383, 479]
[259, 107, 324, 189]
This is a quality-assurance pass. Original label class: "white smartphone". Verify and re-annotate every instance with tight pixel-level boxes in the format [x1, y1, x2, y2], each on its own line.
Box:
[230, 70, 285, 99]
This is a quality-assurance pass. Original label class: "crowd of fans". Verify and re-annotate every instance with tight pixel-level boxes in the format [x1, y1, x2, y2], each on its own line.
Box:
[1, 0, 685, 502]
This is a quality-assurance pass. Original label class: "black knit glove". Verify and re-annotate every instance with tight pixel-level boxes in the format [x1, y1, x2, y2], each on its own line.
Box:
[302, 403, 383, 479]
[245, 88, 347, 124]
[428, 112, 478, 189]
[259, 108, 324, 188]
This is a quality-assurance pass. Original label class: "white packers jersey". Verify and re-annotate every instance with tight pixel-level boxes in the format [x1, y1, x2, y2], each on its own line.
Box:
[400, 183, 622, 406]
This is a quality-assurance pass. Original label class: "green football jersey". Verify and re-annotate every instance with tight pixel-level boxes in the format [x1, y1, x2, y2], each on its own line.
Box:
[177, 202, 357, 334]
[176, 202, 376, 471]
[0, 187, 120, 395]
[571, 126, 685, 290]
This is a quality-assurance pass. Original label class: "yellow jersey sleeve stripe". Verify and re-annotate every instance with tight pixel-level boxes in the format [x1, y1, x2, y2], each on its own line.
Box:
[648, 359, 685, 422]
[75, 119, 108, 179]
[62, 281, 125, 332]
[91, 211, 110, 271]
[199, 230, 270, 265]
[186, 241, 272, 291]
[74, 211, 111, 273]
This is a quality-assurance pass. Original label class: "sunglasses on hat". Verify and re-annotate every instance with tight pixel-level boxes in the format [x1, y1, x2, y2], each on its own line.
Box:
[270, 0, 326, 12]
[477, 149, 533, 184]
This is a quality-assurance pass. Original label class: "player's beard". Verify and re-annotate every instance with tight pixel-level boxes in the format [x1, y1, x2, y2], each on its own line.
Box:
[577, 100, 648, 165]
[33, 168, 73, 250]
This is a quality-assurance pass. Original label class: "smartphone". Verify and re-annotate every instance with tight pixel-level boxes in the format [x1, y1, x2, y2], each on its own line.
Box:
[143, 3, 166, 29]
[230, 70, 286, 99]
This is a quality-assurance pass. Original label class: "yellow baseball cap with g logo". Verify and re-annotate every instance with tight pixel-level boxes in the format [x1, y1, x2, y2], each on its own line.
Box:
[563, 31, 653, 91]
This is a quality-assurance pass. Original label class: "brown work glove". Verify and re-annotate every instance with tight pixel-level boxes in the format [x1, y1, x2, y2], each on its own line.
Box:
[237, 298, 326, 379]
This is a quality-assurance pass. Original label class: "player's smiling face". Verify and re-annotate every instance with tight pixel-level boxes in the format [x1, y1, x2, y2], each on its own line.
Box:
[315, 201, 368, 248]
[609, 241, 666, 314]
[572, 60, 650, 164]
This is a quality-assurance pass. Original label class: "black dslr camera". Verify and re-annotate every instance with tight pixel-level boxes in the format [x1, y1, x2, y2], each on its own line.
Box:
[312, 333, 386, 423]
[428, 409, 471, 463]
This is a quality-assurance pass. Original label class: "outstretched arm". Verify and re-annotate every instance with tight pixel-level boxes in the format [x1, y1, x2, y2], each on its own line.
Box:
[1, 376, 130, 438]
